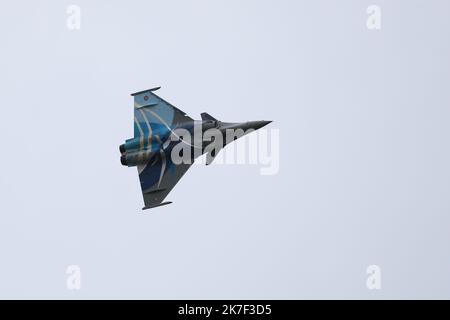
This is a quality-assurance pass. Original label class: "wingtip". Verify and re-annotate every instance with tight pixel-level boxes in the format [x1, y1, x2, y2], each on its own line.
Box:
[131, 86, 161, 96]
[142, 201, 172, 210]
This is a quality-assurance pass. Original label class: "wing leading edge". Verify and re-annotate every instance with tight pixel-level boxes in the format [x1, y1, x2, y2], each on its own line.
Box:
[138, 154, 192, 210]
[132, 87, 193, 139]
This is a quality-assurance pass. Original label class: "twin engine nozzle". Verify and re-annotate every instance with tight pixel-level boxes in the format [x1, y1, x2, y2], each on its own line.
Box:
[120, 144, 155, 167]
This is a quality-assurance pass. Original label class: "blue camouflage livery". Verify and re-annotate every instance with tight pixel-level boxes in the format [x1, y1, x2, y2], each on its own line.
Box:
[120, 87, 271, 210]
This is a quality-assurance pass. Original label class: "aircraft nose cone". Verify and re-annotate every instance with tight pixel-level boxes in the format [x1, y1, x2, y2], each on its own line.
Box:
[253, 120, 272, 130]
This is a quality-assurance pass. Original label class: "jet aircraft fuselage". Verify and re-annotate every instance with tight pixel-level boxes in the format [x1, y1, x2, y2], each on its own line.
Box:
[120, 87, 271, 209]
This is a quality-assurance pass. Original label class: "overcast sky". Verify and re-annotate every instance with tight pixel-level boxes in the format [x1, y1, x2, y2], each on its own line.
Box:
[0, 0, 450, 299]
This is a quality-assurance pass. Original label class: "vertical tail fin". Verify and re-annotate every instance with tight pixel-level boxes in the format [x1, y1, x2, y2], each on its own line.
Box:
[200, 112, 217, 121]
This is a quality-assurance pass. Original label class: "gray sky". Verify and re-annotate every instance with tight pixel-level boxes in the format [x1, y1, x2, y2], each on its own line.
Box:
[1, 0, 450, 299]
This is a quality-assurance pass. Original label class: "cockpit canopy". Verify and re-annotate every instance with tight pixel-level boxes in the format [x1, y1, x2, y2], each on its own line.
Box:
[202, 120, 219, 130]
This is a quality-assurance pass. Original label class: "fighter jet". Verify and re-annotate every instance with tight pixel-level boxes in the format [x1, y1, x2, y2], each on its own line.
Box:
[120, 87, 271, 210]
